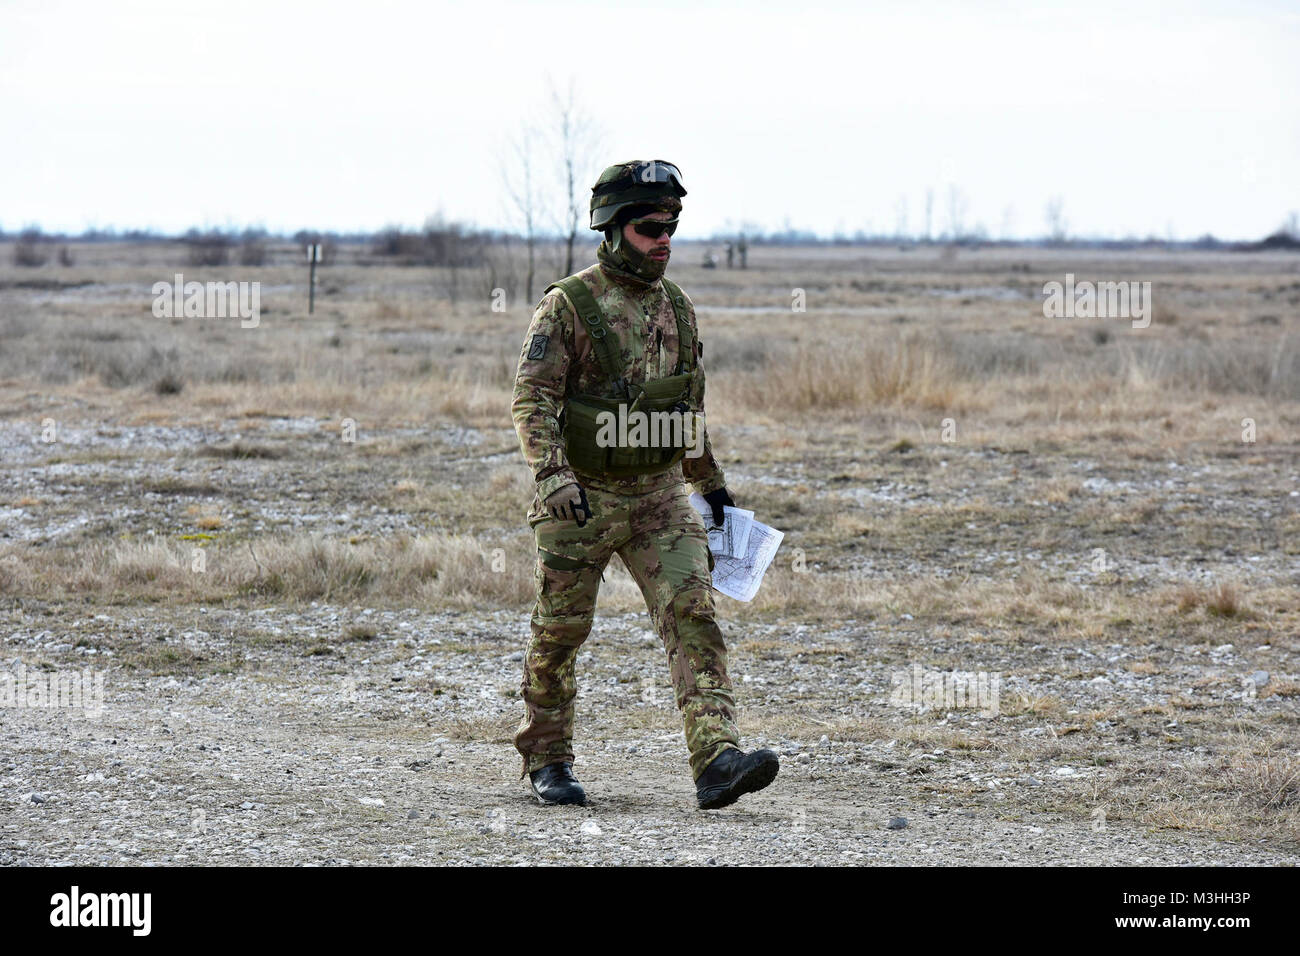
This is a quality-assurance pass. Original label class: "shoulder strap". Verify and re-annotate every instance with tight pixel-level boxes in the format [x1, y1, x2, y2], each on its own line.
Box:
[659, 277, 695, 373]
[547, 275, 627, 396]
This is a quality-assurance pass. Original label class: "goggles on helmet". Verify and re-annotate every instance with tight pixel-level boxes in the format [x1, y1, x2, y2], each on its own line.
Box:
[593, 160, 686, 198]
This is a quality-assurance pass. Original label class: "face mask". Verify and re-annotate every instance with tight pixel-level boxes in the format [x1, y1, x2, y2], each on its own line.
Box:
[609, 226, 668, 282]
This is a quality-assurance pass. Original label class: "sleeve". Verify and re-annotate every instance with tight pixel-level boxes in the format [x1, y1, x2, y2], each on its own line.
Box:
[511, 290, 580, 501]
[679, 294, 728, 496]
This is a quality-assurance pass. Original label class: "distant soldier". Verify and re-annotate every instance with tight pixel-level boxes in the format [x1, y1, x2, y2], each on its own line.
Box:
[737, 234, 748, 269]
[725, 241, 734, 268]
[702, 248, 718, 269]
[511, 159, 779, 810]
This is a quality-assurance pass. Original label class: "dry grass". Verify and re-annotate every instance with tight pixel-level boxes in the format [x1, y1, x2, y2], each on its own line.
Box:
[749, 567, 1110, 625]
[6, 244, 1300, 439]
[724, 335, 975, 414]
[2, 536, 1291, 642]
[3, 242, 1298, 851]
[0, 533, 534, 607]
[1175, 581, 1256, 619]
[1083, 733, 1300, 841]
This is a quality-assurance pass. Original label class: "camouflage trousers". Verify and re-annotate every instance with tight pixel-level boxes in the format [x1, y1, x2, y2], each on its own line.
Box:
[514, 480, 740, 781]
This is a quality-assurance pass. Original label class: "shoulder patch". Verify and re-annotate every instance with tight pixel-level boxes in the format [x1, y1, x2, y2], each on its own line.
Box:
[528, 333, 549, 360]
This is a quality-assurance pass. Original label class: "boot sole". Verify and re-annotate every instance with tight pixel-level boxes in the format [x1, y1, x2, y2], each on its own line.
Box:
[697, 753, 780, 810]
[531, 785, 587, 807]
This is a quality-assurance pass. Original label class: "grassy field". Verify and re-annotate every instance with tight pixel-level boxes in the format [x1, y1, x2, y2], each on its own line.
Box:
[1, 239, 1297, 863]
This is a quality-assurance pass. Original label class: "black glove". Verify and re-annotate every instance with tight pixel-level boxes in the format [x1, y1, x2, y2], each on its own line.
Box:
[573, 487, 592, 528]
[702, 487, 735, 528]
[544, 482, 592, 525]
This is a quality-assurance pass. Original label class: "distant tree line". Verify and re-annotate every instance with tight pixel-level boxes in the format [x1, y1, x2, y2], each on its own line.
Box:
[705, 229, 1300, 252]
[4, 208, 1298, 270]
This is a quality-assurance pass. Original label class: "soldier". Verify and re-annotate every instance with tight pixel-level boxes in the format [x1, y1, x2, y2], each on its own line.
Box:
[737, 234, 748, 269]
[511, 159, 779, 810]
[725, 241, 734, 268]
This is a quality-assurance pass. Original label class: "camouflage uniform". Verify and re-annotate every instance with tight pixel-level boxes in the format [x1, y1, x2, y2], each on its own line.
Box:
[511, 259, 739, 781]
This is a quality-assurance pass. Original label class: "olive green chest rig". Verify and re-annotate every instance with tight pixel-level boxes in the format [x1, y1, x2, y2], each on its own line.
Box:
[547, 274, 698, 477]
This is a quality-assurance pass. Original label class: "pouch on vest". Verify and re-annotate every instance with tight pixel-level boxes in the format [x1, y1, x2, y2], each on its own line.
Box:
[562, 372, 697, 476]
[549, 275, 699, 478]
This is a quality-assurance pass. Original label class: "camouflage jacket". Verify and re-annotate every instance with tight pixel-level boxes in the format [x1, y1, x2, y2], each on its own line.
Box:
[511, 263, 727, 500]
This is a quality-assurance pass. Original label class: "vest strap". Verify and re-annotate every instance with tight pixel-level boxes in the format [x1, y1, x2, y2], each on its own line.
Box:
[659, 277, 696, 374]
[547, 275, 628, 396]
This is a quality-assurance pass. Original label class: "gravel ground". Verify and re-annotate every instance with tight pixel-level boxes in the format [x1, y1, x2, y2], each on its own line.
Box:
[2, 247, 1296, 866]
[3, 602, 1297, 866]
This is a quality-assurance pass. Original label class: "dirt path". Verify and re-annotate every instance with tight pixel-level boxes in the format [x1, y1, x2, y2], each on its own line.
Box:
[4, 603, 1296, 866]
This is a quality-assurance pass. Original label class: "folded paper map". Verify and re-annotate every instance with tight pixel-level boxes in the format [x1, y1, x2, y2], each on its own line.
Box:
[689, 492, 785, 602]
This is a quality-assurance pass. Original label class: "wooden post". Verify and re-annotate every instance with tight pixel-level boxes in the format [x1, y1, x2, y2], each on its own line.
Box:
[307, 243, 322, 313]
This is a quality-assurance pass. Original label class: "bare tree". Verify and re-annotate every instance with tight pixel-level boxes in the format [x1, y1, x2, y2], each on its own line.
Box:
[501, 127, 544, 303]
[499, 80, 603, 302]
[923, 188, 934, 242]
[999, 204, 1016, 241]
[1045, 195, 1067, 245]
[945, 185, 968, 241]
[547, 78, 601, 277]
[893, 194, 909, 240]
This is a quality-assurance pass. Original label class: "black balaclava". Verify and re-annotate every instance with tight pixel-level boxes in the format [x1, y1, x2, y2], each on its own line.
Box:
[597, 197, 681, 287]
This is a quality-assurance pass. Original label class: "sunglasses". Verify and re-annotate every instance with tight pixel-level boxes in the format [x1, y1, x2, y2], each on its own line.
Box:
[628, 217, 679, 239]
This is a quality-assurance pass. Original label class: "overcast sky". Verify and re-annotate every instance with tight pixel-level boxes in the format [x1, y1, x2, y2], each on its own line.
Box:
[2, 0, 1296, 240]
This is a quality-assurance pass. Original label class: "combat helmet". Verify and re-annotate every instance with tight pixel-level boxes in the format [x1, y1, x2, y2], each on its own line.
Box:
[589, 160, 687, 231]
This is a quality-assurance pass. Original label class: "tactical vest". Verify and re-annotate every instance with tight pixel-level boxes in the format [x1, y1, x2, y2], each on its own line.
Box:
[547, 274, 698, 477]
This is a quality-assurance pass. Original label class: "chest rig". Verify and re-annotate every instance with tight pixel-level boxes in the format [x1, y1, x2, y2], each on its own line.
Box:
[548, 274, 698, 477]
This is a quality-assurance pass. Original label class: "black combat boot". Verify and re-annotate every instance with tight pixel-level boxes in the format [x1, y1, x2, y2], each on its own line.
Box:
[529, 762, 588, 806]
[695, 746, 780, 810]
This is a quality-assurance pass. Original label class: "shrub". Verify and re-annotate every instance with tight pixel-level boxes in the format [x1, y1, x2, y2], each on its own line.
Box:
[183, 229, 232, 266]
[13, 228, 48, 267]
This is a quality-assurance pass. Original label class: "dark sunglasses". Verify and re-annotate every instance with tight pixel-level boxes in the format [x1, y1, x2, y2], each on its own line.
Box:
[629, 217, 678, 239]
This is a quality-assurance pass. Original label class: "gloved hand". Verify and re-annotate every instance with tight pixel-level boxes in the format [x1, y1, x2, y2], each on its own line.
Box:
[702, 487, 735, 528]
[544, 482, 592, 526]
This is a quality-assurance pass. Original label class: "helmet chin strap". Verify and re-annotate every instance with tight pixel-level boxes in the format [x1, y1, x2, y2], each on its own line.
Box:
[610, 227, 667, 282]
